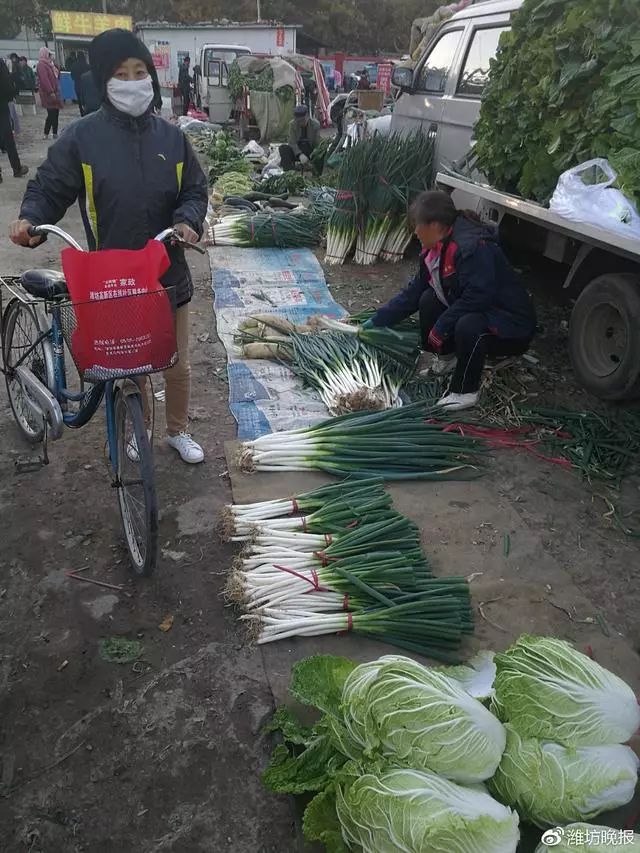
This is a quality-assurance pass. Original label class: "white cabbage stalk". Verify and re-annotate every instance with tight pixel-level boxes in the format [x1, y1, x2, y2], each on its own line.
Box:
[339, 655, 507, 783]
[439, 650, 497, 700]
[336, 767, 520, 853]
[533, 823, 640, 852]
[490, 724, 640, 827]
[492, 634, 640, 746]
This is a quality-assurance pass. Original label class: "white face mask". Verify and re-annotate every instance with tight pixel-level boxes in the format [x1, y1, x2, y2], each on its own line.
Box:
[106, 76, 154, 117]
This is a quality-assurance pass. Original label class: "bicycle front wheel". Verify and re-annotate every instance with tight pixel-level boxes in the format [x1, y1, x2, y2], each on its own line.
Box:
[2, 299, 53, 444]
[114, 388, 158, 577]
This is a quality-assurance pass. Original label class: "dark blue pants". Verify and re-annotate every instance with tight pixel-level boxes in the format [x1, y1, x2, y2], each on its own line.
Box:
[419, 288, 531, 394]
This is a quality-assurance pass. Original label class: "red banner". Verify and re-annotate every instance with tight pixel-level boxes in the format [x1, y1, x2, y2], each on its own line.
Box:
[276, 27, 285, 48]
[377, 63, 393, 96]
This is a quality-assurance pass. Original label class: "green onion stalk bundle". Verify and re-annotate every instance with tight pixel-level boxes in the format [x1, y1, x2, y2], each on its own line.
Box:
[222, 477, 474, 658]
[211, 209, 325, 249]
[316, 316, 421, 366]
[325, 140, 370, 265]
[380, 131, 435, 263]
[235, 401, 486, 480]
[325, 132, 435, 266]
[223, 487, 395, 542]
[287, 331, 412, 415]
[218, 477, 387, 539]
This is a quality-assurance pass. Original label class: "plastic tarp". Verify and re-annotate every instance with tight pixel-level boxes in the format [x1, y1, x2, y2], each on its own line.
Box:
[236, 55, 303, 142]
[209, 246, 346, 439]
[250, 90, 294, 142]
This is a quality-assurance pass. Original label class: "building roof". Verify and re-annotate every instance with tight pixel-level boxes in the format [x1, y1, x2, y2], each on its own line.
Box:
[136, 20, 302, 30]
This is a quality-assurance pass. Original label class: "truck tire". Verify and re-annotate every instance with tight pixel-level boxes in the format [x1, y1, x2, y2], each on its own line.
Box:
[569, 273, 640, 400]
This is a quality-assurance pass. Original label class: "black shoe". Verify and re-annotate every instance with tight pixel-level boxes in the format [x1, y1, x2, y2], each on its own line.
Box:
[13, 165, 29, 178]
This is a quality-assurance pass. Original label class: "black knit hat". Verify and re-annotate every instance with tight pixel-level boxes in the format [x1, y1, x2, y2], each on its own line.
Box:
[89, 28, 160, 101]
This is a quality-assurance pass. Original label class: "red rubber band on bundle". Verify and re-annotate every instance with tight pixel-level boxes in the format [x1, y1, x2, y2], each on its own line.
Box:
[336, 189, 354, 201]
[342, 594, 349, 611]
[314, 550, 328, 567]
[291, 498, 299, 514]
[273, 564, 328, 593]
[302, 516, 308, 533]
[346, 519, 359, 529]
[347, 612, 353, 631]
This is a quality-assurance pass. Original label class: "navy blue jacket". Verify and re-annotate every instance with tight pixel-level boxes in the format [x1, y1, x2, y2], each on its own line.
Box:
[20, 103, 208, 306]
[372, 216, 536, 340]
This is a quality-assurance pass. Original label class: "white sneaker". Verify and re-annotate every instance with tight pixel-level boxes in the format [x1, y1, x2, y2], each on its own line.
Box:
[167, 432, 204, 464]
[437, 392, 479, 411]
[419, 354, 457, 377]
[126, 429, 152, 463]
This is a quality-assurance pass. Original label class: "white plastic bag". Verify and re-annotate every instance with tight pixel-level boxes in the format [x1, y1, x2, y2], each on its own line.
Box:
[549, 158, 640, 237]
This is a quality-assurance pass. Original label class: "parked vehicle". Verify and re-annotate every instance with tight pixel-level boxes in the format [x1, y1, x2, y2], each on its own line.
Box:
[197, 43, 252, 124]
[391, 0, 640, 400]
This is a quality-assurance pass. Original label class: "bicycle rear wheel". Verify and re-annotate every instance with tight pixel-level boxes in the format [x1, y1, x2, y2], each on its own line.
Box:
[114, 388, 158, 576]
[2, 299, 53, 443]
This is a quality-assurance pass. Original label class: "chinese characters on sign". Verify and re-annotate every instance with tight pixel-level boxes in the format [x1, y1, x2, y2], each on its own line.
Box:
[376, 63, 393, 96]
[50, 10, 132, 36]
[541, 826, 637, 847]
[151, 41, 170, 70]
[89, 277, 146, 300]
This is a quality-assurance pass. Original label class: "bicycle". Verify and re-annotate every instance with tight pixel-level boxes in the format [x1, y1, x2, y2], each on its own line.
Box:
[0, 225, 204, 577]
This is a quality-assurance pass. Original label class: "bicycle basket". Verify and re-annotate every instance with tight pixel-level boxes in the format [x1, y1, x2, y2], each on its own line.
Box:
[60, 241, 177, 383]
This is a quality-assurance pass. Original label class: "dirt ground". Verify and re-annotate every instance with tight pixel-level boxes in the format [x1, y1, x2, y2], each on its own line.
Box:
[1, 112, 639, 853]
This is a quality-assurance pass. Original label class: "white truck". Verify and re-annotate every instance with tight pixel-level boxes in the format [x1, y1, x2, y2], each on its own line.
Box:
[390, 0, 640, 401]
[197, 43, 252, 124]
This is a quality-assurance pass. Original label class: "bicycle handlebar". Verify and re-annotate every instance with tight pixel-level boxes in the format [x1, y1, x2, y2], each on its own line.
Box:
[28, 225, 206, 255]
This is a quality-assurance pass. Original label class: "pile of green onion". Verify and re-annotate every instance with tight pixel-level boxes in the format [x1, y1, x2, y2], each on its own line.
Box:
[235, 401, 486, 480]
[222, 477, 473, 660]
[211, 206, 329, 249]
[317, 316, 421, 366]
[325, 131, 434, 266]
[286, 331, 413, 415]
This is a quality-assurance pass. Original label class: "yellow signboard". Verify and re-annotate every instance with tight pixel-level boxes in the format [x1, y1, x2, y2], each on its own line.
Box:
[50, 10, 133, 37]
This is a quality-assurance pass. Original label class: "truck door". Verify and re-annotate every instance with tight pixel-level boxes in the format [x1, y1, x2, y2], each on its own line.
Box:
[390, 26, 466, 165]
[204, 57, 232, 124]
[439, 21, 510, 168]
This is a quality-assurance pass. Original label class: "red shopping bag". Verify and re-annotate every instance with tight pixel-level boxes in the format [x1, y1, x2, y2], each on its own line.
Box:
[61, 240, 176, 381]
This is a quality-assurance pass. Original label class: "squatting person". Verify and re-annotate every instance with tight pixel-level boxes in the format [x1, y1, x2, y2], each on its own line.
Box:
[363, 191, 536, 411]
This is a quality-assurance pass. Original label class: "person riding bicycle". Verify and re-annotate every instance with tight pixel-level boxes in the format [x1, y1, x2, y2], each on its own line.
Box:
[9, 29, 209, 464]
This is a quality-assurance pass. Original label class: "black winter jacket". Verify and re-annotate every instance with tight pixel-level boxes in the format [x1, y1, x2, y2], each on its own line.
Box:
[372, 216, 536, 341]
[20, 103, 208, 306]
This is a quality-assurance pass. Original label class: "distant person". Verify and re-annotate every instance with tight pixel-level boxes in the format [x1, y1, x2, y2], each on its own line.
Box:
[18, 56, 36, 94]
[71, 50, 90, 114]
[0, 58, 28, 182]
[279, 104, 320, 172]
[80, 68, 101, 114]
[178, 55, 191, 115]
[357, 69, 371, 90]
[37, 47, 62, 140]
[333, 68, 343, 92]
[6, 52, 21, 135]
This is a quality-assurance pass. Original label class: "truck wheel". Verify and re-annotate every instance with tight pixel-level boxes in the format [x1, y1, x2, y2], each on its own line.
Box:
[569, 273, 640, 400]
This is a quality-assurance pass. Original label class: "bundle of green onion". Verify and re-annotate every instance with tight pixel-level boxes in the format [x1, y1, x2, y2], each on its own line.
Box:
[235, 401, 486, 480]
[317, 316, 421, 366]
[221, 477, 473, 659]
[287, 331, 412, 415]
[325, 132, 434, 266]
[211, 207, 328, 249]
